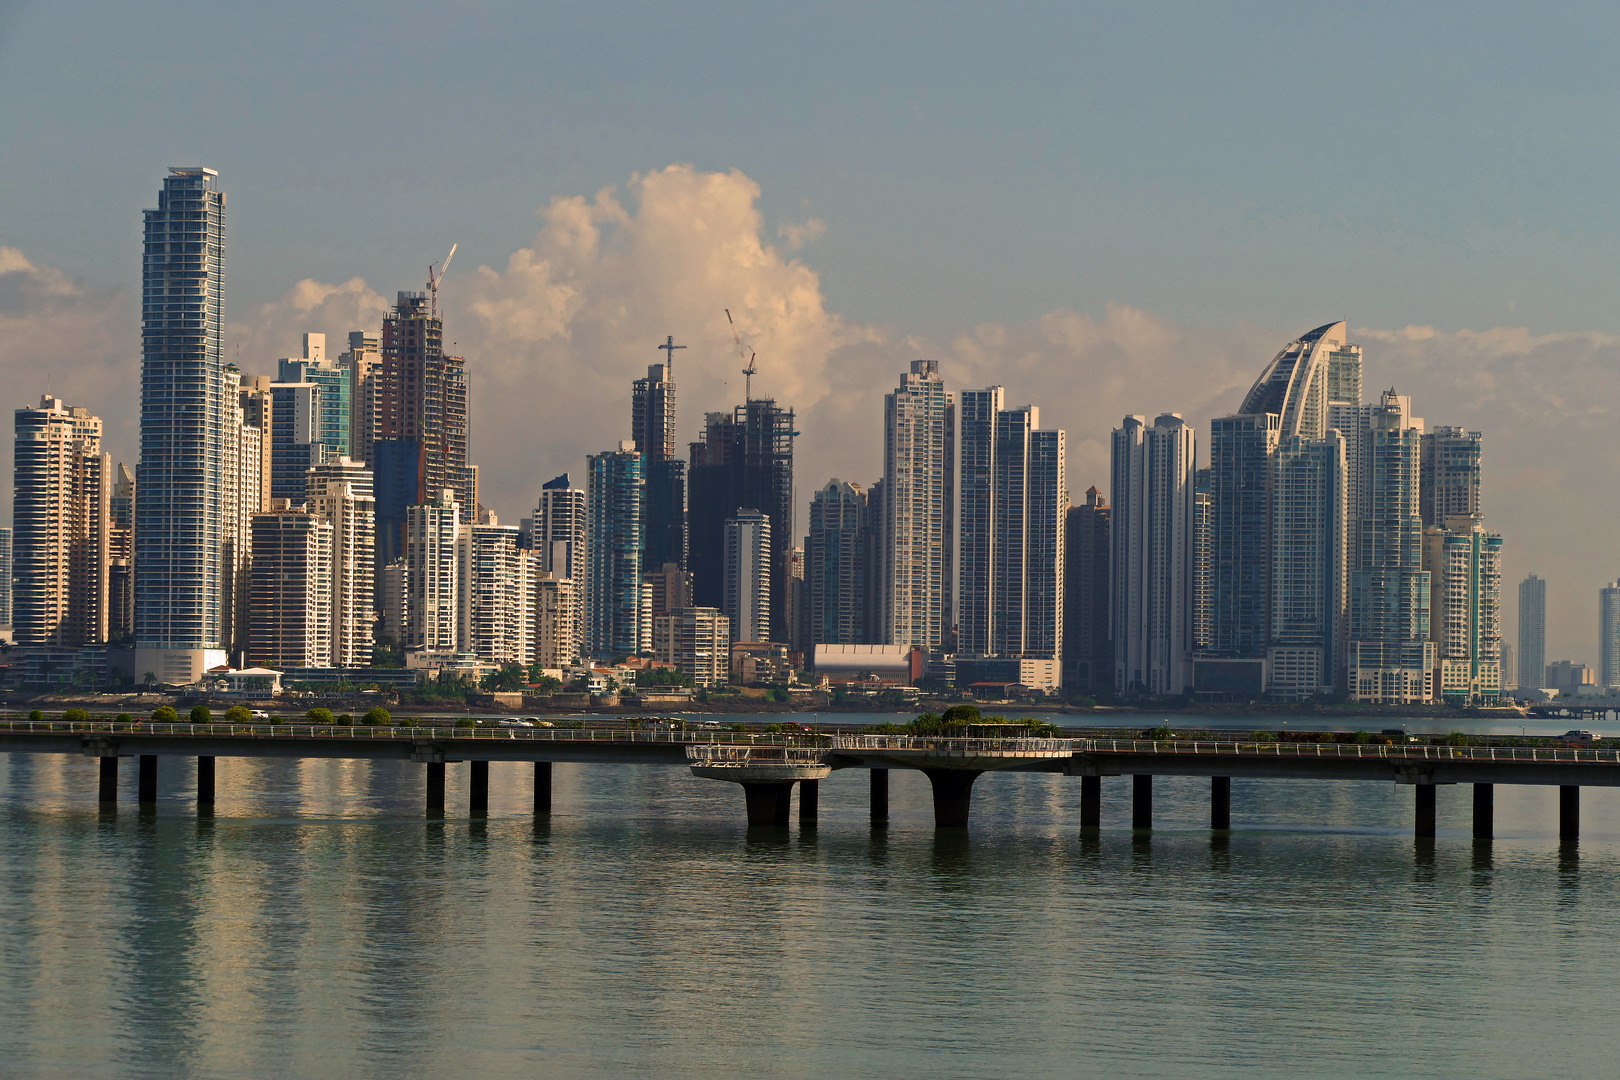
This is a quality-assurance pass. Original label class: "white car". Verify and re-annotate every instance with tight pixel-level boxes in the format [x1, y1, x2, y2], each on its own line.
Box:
[497, 718, 534, 728]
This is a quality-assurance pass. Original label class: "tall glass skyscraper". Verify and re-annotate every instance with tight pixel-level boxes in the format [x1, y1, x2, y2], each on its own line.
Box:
[587, 444, 645, 657]
[136, 167, 229, 684]
[1518, 573, 1546, 691]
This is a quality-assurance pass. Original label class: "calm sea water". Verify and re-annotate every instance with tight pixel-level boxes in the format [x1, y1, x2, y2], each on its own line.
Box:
[4, 748, 1620, 1078]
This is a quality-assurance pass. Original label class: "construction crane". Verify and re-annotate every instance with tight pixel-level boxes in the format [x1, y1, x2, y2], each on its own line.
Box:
[725, 308, 758, 401]
[428, 243, 457, 317]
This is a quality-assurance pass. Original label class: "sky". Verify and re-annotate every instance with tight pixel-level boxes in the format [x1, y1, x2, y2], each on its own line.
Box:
[3, 0, 1620, 662]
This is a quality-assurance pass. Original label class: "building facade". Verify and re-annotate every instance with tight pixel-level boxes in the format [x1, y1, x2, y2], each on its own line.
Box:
[723, 509, 772, 645]
[1420, 426, 1482, 527]
[1427, 521, 1502, 705]
[249, 506, 333, 669]
[307, 458, 376, 668]
[406, 491, 461, 652]
[1267, 433, 1348, 700]
[805, 479, 870, 646]
[1518, 573, 1546, 692]
[881, 360, 954, 649]
[587, 444, 644, 657]
[652, 607, 730, 688]
[1110, 414, 1195, 695]
[1063, 487, 1111, 692]
[136, 166, 229, 684]
[1601, 582, 1620, 690]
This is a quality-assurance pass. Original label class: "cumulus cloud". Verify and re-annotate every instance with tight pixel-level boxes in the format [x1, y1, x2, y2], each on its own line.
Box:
[225, 276, 390, 369]
[777, 217, 827, 250]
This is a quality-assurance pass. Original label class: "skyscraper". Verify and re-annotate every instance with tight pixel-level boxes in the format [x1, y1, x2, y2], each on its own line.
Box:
[805, 479, 871, 646]
[1063, 487, 1111, 692]
[1191, 469, 1212, 652]
[249, 505, 333, 669]
[633, 338, 688, 572]
[1426, 520, 1503, 704]
[307, 458, 376, 668]
[587, 444, 645, 657]
[880, 360, 954, 648]
[108, 465, 133, 640]
[1420, 426, 1483, 527]
[0, 527, 11, 631]
[342, 330, 382, 468]
[406, 491, 462, 652]
[279, 332, 352, 459]
[267, 381, 322, 503]
[1348, 390, 1434, 703]
[136, 166, 228, 684]
[1602, 582, 1620, 690]
[723, 509, 772, 645]
[1518, 573, 1546, 692]
[957, 385, 1004, 657]
[1111, 414, 1195, 695]
[687, 399, 796, 642]
[221, 365, 265, 657]
[1267, 433, 1348, 699]
[460, 523, 531, 665]
[13, 396, 110, 648]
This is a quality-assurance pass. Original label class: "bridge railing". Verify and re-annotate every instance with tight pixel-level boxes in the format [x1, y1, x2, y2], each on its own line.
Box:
[686, 745, 832, 764]
[0, 719, 826, 747]
[1074, 739, 1620, 764]
[831, 735, 1076, 753]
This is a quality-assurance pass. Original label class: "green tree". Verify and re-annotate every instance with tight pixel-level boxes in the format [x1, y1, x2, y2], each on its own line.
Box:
[152, 706, 178, 722]
[224, 705, 252, 724]
[28, 709, 42, 721]
[189, 705, 212, 724]
[115, 713, 132, 723]
[306, 708, 335, 724]
[62, 708, 88, 723]
[362, 706, 391, 726]
[941, 704, 982, 726]
[337, 714, 353, 726]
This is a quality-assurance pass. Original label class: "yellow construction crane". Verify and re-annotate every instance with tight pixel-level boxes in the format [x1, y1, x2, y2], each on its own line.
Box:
[725, 308, 758, 401]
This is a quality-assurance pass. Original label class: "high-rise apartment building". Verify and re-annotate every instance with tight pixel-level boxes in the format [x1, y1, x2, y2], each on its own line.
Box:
[1207, 412, 1280, 665]
[1425, 519, 1502, 704]
[406, 491, 461, 652]
[646, 562, 694, 620]
[957, 386, 1004, 656]
[534, 573, 580, 667]
[279, 333, 351, 460]
[1192, 469, 1212, 652]
[1348, 390, 1434, 703]
[723, 509, 772, 645]
[341, 330, 382, 468]
[1420, 426, 1482, 527]
[1063, 487, 1111, 692]
[688, 400, 796, 641]
[1602, 582, 1620, 689]
[805, 479, 870, 646]
[1267, 433, 1348, 699]
[880, 360, 954, 649]
[1110, 414, 1195, 695]
[536, 474, 587, 662]
[307, 458, 376, 668]
[220, 365, 265, 657]
[587, 444, 644, 657]
[136, 166, 229, 684]
[460, 523, 532, 665]
[268, 381, 323, 503]
[633, 341, 687, 572]
[249, 505, 333, 668]
[653, 606, 731, 688]
[13, 396, 110, 648]
[1518, 573, 1546, 692]
[0, 527, 11, 630]
[108, 465, 133, 639]
[378, 559, 407, 647]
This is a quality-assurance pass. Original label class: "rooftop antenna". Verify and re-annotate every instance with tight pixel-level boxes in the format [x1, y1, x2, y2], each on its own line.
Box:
[725, 308, 758, 401]
[428, 242, 457, 318]
[657, 334, 686, 380]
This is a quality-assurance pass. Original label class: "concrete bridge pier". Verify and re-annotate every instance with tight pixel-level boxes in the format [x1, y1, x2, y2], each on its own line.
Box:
[426, 762, 446, 814]
[1211, 776, 1231, 831]
[197, 757, 216, 808]
[1415, 784, 1437, 838]
[1561, 785, 1580, 841]
[922, 769, 983, 829]
[534, 762, 552, 815]
[1473, 783, 1493, 839]
[742, 782, 795, 827]
[138, 755, 158, 804]
[870, 769, 889, 827]
[1132, 775, 1153, 830]
[1079, 775, 1101, 830]
[799, 779, 819, 827]
[469, 761, 489, 817]
[98, 757, 118, 804]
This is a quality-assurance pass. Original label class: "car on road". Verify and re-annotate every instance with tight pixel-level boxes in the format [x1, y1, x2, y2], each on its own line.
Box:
[497, 718, 534, 728]
[523, 717, 554, 728]
[1563, 730, 1600, 742]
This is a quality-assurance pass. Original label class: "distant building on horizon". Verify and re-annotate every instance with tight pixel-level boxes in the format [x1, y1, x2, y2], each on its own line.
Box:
[1601, 581, 1620, 689]
[723, 509, 772, 645]
[1063, 486, 1110, 693]
[587, 444, 645, 657]
[804, 479, 871, 648]
[1111, 413, 1194, 695]
[880, 360, 954, 649]
[1519, 573, 1547, 691]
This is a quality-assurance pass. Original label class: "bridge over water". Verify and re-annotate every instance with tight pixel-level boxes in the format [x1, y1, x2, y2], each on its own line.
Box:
[2, 720, 1616, 839]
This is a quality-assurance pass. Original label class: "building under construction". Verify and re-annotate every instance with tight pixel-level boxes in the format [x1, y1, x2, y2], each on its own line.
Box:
[688, 399, 796, 644]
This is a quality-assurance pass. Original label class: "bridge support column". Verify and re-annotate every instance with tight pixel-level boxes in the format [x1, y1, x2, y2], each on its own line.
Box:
[197, 757, 216, 807]
[870, 769, 889, 827]
[1132, 774, 1152, 830]
[741, 782, 794, 827]
[1472, 783, 1493, 840]
[1211, 776, 1231, 831]
[426, 762, 446, 814]
[98, 757, 118, 804]
[922, 769, 982, 829]
[138, 755, 158, 804]
[799, 779, 819, 827]
[1561, 785, 1580, 841]
[1415, 784, 1436, 838]
[470, 760, 489, 818]
[534, 762, 552, 815]
[1080, 775, 1101, 829]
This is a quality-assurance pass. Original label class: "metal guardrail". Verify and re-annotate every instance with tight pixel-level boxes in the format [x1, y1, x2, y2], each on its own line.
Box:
[1074, 739, 1620, 764]
[831, 735, 1075, 753]
[687, 745, 832, 764]
[0, 720, 819, 746]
